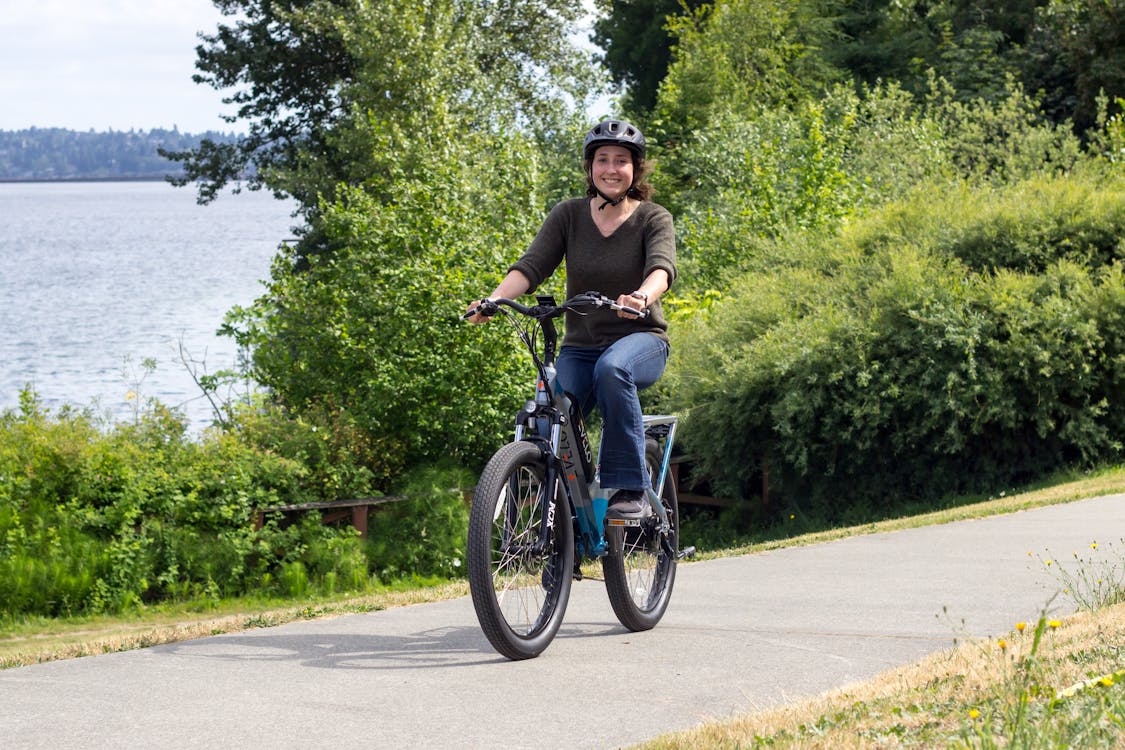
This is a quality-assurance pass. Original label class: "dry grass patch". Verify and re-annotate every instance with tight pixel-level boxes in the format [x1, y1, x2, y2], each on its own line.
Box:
[635, 603, 1125, 748]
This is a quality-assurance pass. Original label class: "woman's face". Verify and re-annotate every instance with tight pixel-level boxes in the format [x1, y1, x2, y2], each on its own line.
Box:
[590, 145, 635, 200]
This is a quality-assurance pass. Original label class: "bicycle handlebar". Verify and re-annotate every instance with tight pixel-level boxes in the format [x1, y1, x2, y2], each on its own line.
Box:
[463, 291, 650, 321]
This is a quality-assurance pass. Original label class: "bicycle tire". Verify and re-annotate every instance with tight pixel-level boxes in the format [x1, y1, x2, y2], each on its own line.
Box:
[467, 440, 574, 660]
[602, 439, 678, 632]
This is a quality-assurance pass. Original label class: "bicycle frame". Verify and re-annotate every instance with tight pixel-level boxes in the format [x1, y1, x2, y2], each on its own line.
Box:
[466, 291, 688, 659]
[497, 294, 677, 561]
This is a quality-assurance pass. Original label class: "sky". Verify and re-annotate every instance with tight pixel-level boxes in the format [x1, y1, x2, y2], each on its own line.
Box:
[0, 0, 608, 137]
[0, 1, 242, 134]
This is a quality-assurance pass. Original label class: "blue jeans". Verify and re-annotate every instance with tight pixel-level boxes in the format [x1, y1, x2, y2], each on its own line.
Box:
[555, 333, 670, 492]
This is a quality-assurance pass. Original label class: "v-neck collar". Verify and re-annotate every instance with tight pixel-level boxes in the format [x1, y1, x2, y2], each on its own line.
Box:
[587, 198, 639, 239]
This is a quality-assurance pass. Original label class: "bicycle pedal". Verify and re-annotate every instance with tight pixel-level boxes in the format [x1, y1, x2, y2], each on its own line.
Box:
[677, 545, 697, 560]
[606, 517, 642, 528]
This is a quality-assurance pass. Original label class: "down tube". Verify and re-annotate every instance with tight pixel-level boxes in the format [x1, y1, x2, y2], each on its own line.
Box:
[555, 411, 606, 557]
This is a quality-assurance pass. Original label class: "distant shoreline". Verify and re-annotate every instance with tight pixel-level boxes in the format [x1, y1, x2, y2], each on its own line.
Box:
[0, 127, 239, 185]
[0, 176, 175, 184]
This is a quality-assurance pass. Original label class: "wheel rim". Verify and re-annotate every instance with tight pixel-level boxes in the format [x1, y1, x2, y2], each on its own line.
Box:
[488, 465, 563, 636]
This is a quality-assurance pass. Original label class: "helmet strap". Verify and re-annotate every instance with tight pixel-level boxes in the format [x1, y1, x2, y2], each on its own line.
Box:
[595, 186, 631, 211]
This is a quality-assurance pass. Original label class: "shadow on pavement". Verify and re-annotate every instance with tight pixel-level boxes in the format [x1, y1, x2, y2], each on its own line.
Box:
[161, 619, 627, 670]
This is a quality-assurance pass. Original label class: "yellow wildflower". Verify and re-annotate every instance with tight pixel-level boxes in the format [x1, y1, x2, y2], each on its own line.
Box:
[1048, 620, 1061, 629]
[969, 709, 980, 720]
[1015, 622, 1026, 632]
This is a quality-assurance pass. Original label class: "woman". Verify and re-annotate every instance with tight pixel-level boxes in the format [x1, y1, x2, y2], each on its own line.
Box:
[467, 119, 676, 519]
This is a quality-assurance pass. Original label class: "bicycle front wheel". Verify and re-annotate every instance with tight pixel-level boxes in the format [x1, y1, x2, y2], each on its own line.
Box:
[467, 441, 574, 660]
[602, 439, 679, 632]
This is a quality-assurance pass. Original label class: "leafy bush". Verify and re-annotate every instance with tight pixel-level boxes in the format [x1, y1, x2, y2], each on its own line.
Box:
[0, 391, 466, 618]
[653, 78, 1087, 298]
[226, 400, 384, 500]
[839, 169, 1125, 276]
[924, 75, 1085, 183]
[365, 466, 471, 581]
[820, 77, 1082, 210]
[227, 127, 552, 483]
[936, 175, 1125, 273]
[666, 172, 1125, 520]
[655, 103, 854, 291]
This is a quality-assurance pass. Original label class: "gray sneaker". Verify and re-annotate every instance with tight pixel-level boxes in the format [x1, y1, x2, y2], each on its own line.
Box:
[606, 489, 647, 519]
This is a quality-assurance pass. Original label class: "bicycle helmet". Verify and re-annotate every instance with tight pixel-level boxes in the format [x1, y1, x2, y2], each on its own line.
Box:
[582, 119, 646, 161]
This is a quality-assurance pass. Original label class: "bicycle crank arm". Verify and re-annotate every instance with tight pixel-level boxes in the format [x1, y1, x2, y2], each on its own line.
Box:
[659, 535, 696, 561]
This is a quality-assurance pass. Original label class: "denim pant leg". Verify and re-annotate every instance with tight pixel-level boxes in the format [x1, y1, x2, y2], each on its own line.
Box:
[556, 333, 669, 492]
[555, 346, 601, 423]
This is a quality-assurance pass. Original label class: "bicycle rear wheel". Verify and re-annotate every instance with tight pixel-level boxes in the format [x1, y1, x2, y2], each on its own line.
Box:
[602, 439, 678, 631]
[467, 441, 574, 660]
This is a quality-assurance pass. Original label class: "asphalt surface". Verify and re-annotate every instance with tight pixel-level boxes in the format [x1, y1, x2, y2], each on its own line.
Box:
[3, 493, 1122, 749]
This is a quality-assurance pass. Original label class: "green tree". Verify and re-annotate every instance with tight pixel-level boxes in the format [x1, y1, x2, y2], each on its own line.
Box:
[227, 128, 549, 477]
[656, 102, 855, 291]
[653, 0, 841, 137]
[164, 0, 603, 210]
[823, 0, 1124, 132]
[1022, 0, 1125, 133]
[591, 0, 706, 114]
[825, 0, 1039, 103]
[166, 0, 603, 484]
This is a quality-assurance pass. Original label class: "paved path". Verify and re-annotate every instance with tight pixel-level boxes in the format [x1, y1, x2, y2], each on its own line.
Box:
[3, 494, 1122, 749]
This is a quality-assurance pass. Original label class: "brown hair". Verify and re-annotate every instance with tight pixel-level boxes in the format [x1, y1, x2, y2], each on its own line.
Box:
[584, 150, 654, 202]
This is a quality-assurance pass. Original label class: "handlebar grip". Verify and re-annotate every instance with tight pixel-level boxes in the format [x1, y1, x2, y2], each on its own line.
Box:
[464, 299, 501, 319]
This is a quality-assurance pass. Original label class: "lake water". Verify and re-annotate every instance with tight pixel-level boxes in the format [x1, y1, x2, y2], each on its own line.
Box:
[0, 181, 297, 431]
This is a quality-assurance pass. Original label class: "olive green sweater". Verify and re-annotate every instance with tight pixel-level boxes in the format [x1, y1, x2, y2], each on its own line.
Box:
[509, 198, 677, 348]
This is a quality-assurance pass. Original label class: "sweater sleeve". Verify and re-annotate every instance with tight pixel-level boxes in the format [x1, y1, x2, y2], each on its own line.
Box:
[508, 201, 572, 292]
[642, 204, 677, 288]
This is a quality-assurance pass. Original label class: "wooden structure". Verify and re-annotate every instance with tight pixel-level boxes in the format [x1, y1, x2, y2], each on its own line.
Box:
[252, 496, 410, 539]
